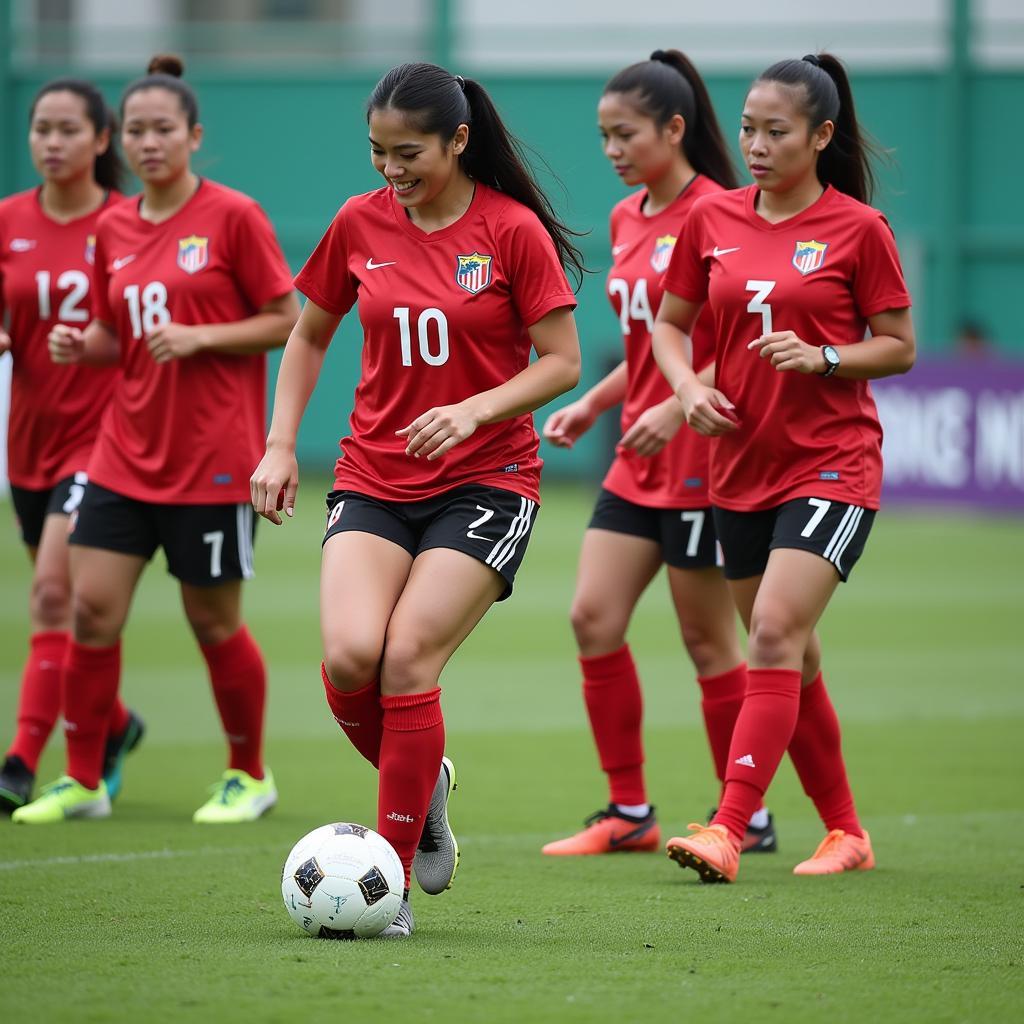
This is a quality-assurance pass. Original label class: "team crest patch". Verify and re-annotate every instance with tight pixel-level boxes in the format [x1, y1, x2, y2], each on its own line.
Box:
[792, 239, 828, 276]
[177, 235, 210, 274]
[650, 235, 677, 273]
[85, 234, 96, 265]
[456, 252, 493, 295]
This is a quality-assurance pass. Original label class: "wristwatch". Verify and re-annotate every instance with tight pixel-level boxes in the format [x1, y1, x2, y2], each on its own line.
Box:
[820, 345, 840, 377]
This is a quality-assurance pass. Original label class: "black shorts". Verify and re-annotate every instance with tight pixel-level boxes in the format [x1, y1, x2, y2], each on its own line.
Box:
[68, 482, 257, 587]
[323, 485, 538, 601]
[588, 488, 720, 570]
[9, 472, 88, 548]
[713, 497, 876, 582]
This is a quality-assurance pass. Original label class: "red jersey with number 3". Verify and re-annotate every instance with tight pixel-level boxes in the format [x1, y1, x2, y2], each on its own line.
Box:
[294, 183, 577, 504]
[663, 185, 911, 511]
[602, 175, 721, 509]
[0, 188, 121, 490]
[89, 179, 293, 504]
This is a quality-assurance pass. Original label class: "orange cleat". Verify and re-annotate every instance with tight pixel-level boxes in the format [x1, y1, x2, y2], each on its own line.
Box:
[666, 823, 740, 883]
[792, 829, 875, 876]
[542, 806, 660, 855]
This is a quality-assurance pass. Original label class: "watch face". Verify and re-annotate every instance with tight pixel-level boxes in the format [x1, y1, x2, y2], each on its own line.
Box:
[824, 346, 840, 365]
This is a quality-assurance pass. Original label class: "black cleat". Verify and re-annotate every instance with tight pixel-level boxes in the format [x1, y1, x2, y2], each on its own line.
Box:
[0, 755, 35, 815]
[708, 806, 778, 854]
[103, 710, 145, 801]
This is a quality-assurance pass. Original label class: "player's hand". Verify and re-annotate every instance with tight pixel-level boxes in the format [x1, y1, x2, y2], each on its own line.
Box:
[619, 398, 685, 457]
[397, 402, 481, 461]
[542, 399, 597, 449]
[48, 324, 86, 365]
[0, 328, 11, 356]
[146, 322, 203, 363]
[250, 446, 298, 526]
[677, 381, 739, 436]
[748, 331, 824, 374]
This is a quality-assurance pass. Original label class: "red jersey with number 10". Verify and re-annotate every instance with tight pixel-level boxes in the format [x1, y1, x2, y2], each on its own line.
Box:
[295, 183, 577, 504]
[664, 185, 911, 512]
[0, 188, 121, 490]
[89, 179, 294, 504]
[602, 175, 721, 509]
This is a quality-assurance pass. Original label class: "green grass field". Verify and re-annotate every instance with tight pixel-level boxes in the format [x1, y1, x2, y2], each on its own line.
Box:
[1, 482, 1022, 1023]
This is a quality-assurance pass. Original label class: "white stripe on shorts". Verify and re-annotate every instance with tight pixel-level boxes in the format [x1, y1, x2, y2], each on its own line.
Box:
[485, 497, 535, 573]
[823, 503, 863, 574]
[236, 502, 255, 579]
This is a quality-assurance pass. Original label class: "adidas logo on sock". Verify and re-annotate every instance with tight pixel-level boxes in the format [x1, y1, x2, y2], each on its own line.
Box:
[734, 753, 756, 768]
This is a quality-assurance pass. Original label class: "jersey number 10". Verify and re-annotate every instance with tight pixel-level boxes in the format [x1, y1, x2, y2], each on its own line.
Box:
[393, 307, 450, 367]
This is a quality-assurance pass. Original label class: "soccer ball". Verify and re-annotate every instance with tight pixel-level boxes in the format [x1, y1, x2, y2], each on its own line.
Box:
[281, 822, 404, 939]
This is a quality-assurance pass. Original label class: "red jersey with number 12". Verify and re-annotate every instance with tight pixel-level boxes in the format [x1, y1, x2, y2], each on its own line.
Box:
[0, 188, 121, 489]
[664, 185, 911, 511]
[89, 179, 294, 504]
[295, 183, 577, 504]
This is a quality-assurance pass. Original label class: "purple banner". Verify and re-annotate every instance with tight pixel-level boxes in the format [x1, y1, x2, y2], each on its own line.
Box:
[873, 359, 1024, 510]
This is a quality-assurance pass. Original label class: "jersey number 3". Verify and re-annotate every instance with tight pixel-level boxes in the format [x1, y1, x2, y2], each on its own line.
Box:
[746, 280, 776, 335]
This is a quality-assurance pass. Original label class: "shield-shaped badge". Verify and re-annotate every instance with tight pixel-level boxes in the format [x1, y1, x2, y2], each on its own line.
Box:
[650, 234, 677, 273]
[456, 252, 493, 295]
[792, 239, 828, 276]
[177, 235, 210, 274]
[85, 234, 96, 266]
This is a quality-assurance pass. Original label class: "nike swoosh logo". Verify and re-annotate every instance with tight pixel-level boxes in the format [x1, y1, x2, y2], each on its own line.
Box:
[712, 246, 740, 257]
[365, 258, 397, 270]
[608, 822, 654, 847]
[612, 244, 628, 255]
[112, 255, 136, 270]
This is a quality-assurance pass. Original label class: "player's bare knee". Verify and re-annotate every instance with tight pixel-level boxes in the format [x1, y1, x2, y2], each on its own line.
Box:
[379, 637, 437, 696]
[323, 643, 381, 692]
[679, 625, 721, 677]
[747, 614, 803, 668]
[570, 599, 626, 652]
[70, 589, 120, 645]
[30, 574, 71, 630]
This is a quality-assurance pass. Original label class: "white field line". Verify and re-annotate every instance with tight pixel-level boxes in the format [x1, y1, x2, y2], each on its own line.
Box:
[0, 843, 278, 872]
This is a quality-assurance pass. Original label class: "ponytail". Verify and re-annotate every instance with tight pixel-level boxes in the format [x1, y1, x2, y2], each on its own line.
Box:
[605, 50, 738, 190]
[122, 53, 199, 128]
[755, 53, 879, 203]
[367, 62, 587, 287]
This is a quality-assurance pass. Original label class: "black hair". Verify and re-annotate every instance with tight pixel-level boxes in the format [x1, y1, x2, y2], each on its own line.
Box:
[367, 62, 586, 287]
[121, 54, 199, 129]
[604, 49, 738, 190]
[754, 53, 878, 204]
[30, 78, 125, 192]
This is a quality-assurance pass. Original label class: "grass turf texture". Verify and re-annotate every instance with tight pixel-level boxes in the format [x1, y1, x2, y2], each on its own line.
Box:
[1, 482, 1022, 1023]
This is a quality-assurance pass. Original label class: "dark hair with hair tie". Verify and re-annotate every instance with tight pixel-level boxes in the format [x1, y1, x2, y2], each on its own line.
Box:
[121, 53, 199, 128]
[802, 53, 822, 68]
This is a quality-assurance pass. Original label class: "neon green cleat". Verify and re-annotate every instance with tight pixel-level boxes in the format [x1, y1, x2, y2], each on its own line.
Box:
[11, 775, 111, 824]
[192, 768, 277, 824]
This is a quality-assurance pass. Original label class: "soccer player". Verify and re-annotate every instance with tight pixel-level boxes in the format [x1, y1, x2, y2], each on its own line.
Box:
[251, 62, 582, 936]
[13, 55, 299, 825]
[0, 79, 143, 814]
[653, 54, 915, 882]
[541, 50, 777, 857]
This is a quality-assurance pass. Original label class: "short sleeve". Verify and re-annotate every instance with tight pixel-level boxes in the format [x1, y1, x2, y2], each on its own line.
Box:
[662, 202, 709, 302]
[91, 226, 114, 325]
[503, 213, 576, 327]
[230, 201, 295, 311]
[852, 214, 911, 317]
[294, 205, 359, 318]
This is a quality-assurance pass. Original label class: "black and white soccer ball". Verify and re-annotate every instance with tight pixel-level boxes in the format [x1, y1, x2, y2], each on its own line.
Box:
[281, 823, 404, 939]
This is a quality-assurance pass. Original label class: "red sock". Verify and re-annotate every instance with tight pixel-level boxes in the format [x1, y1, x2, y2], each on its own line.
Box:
[581, 645, 645, 807]
[322, 663, 382, 768]
[788, 672, 863, 836]
[377, 688, 445, 890]
[697, 662, 747, 788]
[108, 699, 131, 739]
[200, 626, 266, 779]
[713, 668, 802, 843]
[8, 631, 67, 773]
[63, 640, 121, 790]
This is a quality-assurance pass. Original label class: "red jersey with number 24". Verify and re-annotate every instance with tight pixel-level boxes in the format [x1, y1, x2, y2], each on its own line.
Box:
[295, 183, 577, 504]
[89, 179, 294, 504]
[0, 188, 121, 489]
[663, 185, 911, 512]
[602, 175, 721, 509]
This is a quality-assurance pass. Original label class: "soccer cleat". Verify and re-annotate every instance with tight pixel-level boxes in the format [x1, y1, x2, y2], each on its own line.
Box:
[380, 896, 414, 938]
[541, 804, 661, 855]
[0, 755, 35, 815]
[192, 768, 277, 824]
[792, 828, 875, 876]
[666, 822, 740, 883]
[102, 710, 146, 802]
[11, 775, 111, 824]
[709, 806, 778, 854]
[413, 756, 459, 894]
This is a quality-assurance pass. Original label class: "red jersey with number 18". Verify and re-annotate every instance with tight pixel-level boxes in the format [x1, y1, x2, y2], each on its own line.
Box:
[663, 185, 911, 512]
[89, 179, 294, 504]
[602, 174, 721, 509]
[0, 188, 121, 490]
[295, 183, 577, 504]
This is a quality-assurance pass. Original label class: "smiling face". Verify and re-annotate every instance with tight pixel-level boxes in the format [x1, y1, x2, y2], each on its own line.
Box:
[121, 87, 201, 187]
[368, 106, 468, 210]
[597, 91, 684, 188]
[739, 81, 833, 193]
[29, 90, 108, 186]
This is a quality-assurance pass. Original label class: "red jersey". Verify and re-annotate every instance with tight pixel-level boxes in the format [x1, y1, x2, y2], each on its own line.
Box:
[89, 179, 293, 504]
[294, 183, 577, 504]
[602, 175, 721, 509]
[663, 185, 911, 511]
[0, 188, 121, 490]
